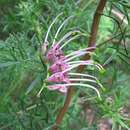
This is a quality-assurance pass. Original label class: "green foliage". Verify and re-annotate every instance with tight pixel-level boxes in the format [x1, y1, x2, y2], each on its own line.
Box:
[0, 0, 130, 129]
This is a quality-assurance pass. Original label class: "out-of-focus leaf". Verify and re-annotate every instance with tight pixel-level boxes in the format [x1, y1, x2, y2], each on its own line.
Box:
[26, 75, 40, 94]
[0, 61, 20, 68]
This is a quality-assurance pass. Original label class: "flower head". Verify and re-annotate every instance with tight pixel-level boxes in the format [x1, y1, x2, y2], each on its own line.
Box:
[46, 43, 64, 63]
[47, 72, 70, 83]
[48, 84, 67, 93]
[43, 14, 103, 99]
[49, 60, 68, 73]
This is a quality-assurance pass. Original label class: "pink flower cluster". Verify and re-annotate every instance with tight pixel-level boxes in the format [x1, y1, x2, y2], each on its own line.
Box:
[42, 14, 103, 98]
[46, 43, 70, 93]
[45, 41, 101, 94]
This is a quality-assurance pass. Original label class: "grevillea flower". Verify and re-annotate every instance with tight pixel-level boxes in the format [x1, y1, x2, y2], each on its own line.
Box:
[46, 43, 65, 63]
[43, 13, 103, 99]
[49, 60, 69, 73]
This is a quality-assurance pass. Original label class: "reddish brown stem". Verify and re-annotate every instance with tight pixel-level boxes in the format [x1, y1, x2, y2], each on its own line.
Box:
[52, 87, 74, 130]
[88, 0, 107, 47]
[52, 0, 107, 129]
[78, 0, 107, 72]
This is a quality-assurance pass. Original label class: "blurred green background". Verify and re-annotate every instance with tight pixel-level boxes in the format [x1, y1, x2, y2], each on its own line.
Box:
[0, 0, 130, 129]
